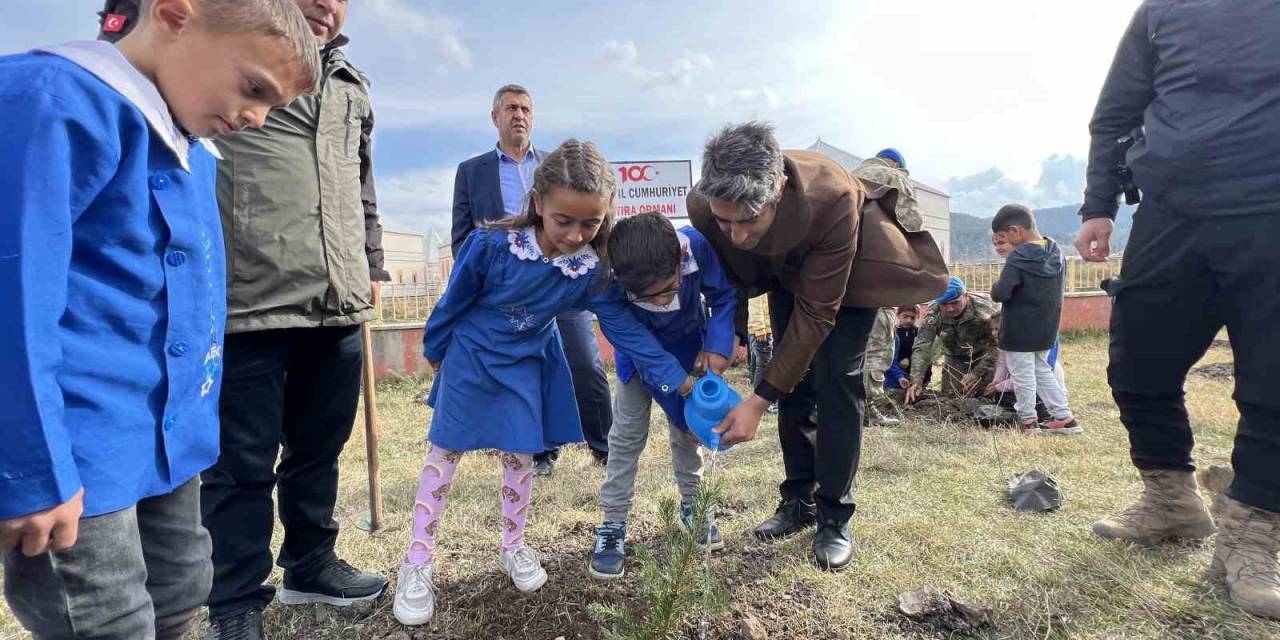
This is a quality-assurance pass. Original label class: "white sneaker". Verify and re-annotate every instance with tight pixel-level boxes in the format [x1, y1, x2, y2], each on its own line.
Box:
[393, 562, 436, 626]
[498, 545, 548, 593]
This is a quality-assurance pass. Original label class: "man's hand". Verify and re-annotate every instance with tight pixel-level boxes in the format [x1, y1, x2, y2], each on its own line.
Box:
[905, 383, 924, 404]
[731, 342, 749, 367]
[1075, 218, 1115, 263]
[961, 372, 981, 397]
[713, 395, 769, 445]
[0, 489, 85, 557]
[694, 351, 731, 377]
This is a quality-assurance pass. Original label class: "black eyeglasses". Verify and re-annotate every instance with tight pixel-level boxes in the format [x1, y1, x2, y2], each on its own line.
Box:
[626, 280, 681, 303]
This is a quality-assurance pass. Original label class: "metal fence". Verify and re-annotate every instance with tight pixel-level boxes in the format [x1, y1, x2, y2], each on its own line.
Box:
[374, 281, 444, 325]
[951, 256, 1123, 294]
[373, 255, 1125, 325]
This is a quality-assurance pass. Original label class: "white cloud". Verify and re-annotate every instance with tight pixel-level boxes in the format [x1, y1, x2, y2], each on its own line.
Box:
[945, 155, 1087, 215]
[602, 40, 714, 90]
[376, 166, 459, 237]
[360, 0, 473, 70]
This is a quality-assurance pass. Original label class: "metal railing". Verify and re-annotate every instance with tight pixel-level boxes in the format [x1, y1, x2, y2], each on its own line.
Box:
[950, 256, 1123, 294]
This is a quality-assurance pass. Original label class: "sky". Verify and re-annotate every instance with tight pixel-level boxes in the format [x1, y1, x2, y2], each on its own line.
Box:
[6, 1, 1144, 237]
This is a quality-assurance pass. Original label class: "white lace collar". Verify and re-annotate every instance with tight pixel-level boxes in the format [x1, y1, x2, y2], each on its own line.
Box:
[35, 41, 222, 173]
[507, 227, 600, 279]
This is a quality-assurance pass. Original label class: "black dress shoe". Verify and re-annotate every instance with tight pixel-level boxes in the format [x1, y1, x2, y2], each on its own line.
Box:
[533, 450, 558, 477]
[208, 608, 267, 640]
[279, 558, 387, 606]
[812, 517, 855, 571]
[591, 449, 609, 466]
[753, 498, 817, 541]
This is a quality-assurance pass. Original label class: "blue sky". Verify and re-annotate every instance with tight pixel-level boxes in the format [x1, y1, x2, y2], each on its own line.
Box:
[9, 1, 1143, 236]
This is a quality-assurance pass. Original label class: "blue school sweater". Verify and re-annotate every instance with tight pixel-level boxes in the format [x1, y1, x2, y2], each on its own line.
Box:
[614, 226, 739, 428]
[0, 42, 225, 519]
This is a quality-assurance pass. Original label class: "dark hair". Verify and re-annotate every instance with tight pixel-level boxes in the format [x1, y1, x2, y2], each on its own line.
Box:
[608, 212, 681, 295]
[896, 305, 918, 315]
[991, 204, 1036, 233]
[488, 139, 617, 273]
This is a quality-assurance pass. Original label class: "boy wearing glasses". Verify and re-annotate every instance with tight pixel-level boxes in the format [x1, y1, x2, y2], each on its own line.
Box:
[588, 212, 738, 579]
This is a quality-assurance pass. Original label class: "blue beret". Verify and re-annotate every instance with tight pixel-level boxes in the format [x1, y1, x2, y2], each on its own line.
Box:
[936, 275, 966, 304]
[875, 148, 906, 169]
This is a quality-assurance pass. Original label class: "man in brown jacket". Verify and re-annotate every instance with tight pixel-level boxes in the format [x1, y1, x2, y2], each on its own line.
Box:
[689, 122, 877, 571]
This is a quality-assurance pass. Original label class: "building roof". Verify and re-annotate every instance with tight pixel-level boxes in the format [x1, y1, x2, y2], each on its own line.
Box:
[806, 138, 949, 198]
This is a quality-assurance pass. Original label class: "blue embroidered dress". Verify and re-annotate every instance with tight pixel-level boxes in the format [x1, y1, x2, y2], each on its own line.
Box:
[424, 227, 688, 454]
[614, 227, 738, 429]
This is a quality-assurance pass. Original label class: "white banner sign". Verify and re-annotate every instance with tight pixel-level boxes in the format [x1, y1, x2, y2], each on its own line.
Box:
[610, 160, 693, 219]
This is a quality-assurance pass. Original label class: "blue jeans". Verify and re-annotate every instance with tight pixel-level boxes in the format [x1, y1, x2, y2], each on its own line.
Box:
[2, 478, 211, 640]
[551, 310, 613, 455]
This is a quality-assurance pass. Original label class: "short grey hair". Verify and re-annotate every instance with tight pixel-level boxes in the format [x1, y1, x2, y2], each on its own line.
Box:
[141, 0, 323, 95]
[697, 121, 786, 218]
[492, 84, 532, 112]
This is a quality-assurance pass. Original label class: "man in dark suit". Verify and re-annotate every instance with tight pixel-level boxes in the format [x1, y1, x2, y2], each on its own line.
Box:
[450, 85, 613, 475]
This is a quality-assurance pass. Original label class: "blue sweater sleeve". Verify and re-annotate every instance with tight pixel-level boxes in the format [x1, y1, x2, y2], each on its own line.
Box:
[691, 232, 738, 358]
[423, 230, 489, 363]
[0, 92, 115, 519]
[587, 283, 688, 397]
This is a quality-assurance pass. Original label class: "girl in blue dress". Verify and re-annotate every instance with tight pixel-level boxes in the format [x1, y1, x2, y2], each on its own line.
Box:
[394, 140, 693, 626]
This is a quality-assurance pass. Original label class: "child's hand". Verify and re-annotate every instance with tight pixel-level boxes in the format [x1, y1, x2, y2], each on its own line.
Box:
[898, 377, 911, 390]
[0, 488, 85, 557]
[678, 376, 695, 397]
[905, 383, 923, 404]
[694, 351, 731, 376]
[429, 359, 441, 372]
[732, 343, 749, 367]
[961, 372, 981, 396]
[984, 382, 998, 396]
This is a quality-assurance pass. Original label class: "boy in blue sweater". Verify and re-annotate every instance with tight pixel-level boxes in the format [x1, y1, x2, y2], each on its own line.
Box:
[0, 2, 319, 638]
[589, 212, 739, 579]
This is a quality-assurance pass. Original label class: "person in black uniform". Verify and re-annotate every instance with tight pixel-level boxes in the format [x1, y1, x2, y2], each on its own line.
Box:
[1079, 0, 1280, 619]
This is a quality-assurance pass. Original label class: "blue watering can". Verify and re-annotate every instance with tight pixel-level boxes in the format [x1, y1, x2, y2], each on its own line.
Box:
[683, 373, 741, 452]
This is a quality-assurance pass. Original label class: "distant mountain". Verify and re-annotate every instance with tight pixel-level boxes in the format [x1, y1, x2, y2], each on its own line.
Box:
[950, 204, 1135, 263]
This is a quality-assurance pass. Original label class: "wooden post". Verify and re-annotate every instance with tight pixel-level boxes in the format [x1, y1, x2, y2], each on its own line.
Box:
[358, 287, 384, 532]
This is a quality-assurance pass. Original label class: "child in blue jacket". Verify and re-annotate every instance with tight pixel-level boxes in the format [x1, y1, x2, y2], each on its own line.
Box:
[588, 212, 739, 580]
[0, 2, 319, 638]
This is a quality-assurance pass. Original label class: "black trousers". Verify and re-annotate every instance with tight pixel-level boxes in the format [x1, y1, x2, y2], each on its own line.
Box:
[541, 310, 613, 458]
[1109, 202, 1280, 513]
[769, 290, 878, 522]
[201, 326, 364, 617]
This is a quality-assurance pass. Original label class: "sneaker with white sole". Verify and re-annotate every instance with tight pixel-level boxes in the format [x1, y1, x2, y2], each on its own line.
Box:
[393, 562, 436, 626]
[498, 545, 547, 593]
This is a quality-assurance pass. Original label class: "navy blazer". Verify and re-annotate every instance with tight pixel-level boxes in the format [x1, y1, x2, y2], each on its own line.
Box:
[451, 147, 548, 258]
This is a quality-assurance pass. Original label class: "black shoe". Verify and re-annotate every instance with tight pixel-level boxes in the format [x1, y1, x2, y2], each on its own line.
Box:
[279, 558, 387, 607]
[208, 609, 267, 640]
[533, 456, 555, 477]
[591, 449, 609, 466]
[812, 515, 855, 571]
[753, 498, 817, 541]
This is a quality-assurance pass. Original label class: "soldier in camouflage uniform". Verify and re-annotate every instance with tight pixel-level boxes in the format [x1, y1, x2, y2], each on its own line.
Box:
[906, 276, 1000, 403]
[851, 148, 922, 233]
[861, 307, 899, 425]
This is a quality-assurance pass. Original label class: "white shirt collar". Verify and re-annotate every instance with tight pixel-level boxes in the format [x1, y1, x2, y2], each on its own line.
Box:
[35, 41, 222, 172]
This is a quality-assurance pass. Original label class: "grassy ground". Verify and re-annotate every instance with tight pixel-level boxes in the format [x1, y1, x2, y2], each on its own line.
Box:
[3, 334, 1277, 639]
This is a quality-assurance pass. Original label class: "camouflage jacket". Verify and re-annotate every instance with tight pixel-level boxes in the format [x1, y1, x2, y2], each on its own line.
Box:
[864, 307, 898, 375]
[909, 294, 1000, 386]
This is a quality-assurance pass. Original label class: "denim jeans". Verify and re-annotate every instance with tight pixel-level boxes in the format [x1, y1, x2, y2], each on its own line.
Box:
[3, 479, 211, 640]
